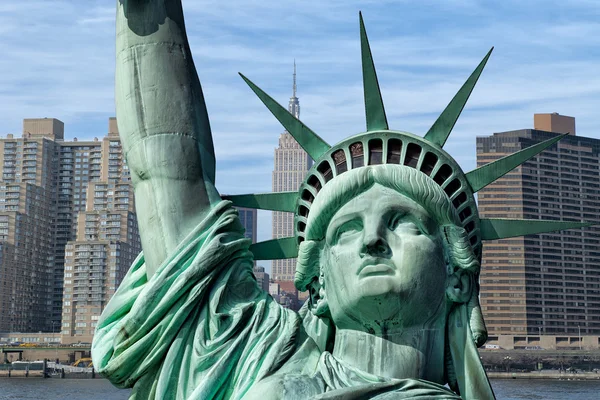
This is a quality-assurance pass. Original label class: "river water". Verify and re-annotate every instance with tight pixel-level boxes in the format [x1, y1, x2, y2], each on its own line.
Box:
[1, 378, 599, 399]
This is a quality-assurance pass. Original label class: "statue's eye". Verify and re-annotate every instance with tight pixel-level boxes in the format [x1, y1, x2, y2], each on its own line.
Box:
[388, 213, 402, 230]
[334, 220, 362, 244]
[388, 212, 409, 230]
[389, 213, 422, 235]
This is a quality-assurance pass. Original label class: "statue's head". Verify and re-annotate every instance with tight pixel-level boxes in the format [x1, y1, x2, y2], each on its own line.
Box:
[295, 164, 480, 336]
[284, 128, 487, 349]
[226, 12, 587, 397]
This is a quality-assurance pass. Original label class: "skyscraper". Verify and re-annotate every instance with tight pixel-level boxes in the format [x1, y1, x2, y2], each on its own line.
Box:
[0, 117, 135, 333]
[62, 180, 140, 342]
[0, 182, 55, 332]
[272, 63, 312, 281]
[477, 113, 600, 336]
[0, 119, 63, 332]
[54, 119, 131, 331]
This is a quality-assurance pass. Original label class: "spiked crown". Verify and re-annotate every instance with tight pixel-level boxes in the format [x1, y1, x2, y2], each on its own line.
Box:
[224, 13, 589, 264]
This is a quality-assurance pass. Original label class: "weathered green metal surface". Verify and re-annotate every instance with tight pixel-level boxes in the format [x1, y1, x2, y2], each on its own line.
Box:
[360, 12, 388, 132]
[223, 192, 297, 212]
[249, 237, 298, 260]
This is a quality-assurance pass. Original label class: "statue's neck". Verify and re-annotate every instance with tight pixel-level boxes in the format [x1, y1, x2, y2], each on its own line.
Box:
[331, 324, 446, 384]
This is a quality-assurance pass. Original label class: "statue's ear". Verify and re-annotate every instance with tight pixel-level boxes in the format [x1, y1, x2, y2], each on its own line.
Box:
[308, 274, 330, 317]
[308, 280, 320, 312]
[446, 267, 473, 304]
[301, 279, 334, 353]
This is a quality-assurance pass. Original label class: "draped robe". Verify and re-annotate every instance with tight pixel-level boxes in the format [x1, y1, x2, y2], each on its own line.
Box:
[92, 201, 461, 399]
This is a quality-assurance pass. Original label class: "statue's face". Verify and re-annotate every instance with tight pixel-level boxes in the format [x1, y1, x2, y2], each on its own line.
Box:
[322, 184, 448, 332]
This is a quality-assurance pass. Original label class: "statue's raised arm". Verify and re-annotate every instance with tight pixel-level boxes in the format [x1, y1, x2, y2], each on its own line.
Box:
[116, 0, 220, 277]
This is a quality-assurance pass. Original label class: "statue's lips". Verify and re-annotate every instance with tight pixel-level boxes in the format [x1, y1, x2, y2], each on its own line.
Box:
[358, 264, 394, 277]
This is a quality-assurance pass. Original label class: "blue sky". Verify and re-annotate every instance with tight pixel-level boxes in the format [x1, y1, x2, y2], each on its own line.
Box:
[1, 1, 600, 250]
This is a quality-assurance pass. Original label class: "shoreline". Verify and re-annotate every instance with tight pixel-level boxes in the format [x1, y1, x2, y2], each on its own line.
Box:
[487, 372, 600, 380]
[3, 372, 600, 381]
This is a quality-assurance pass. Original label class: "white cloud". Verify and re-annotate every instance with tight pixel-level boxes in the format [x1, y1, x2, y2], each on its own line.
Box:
[1, 0, 600, 257]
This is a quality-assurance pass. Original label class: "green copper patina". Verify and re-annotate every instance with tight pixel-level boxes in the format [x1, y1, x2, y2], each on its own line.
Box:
[92, 1, 590, 399]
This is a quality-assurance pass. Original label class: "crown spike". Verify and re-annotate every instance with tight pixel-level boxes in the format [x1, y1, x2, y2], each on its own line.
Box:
[480, 218, 593, 241]
[360, 12, 388, 132]
[223, 192, 297, 212]
[424, 47, 493, 147]
[250, 237, 298, 260]
[466, 133, 567, 193]
[239, 73, 330, 161]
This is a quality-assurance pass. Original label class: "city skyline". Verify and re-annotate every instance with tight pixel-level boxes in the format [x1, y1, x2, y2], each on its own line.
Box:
[1, 2, 600, 246]
[0, 117, 138, 336]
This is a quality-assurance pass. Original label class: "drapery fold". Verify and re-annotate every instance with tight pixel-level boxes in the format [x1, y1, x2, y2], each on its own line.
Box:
[92, 201, 301, 399]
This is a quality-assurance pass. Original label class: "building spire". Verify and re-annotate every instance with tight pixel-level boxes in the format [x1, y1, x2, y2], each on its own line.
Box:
[293, 59, 297, 98]
[288, 60, 300, 119]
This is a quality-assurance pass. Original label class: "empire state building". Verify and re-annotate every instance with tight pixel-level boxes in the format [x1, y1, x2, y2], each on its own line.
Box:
[271, 63, 312, 281]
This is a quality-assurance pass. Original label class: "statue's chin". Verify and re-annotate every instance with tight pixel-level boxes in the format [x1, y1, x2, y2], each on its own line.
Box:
[331, 293, 404, 329]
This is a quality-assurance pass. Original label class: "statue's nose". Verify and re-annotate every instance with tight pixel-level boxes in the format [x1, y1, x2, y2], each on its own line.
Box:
[360, 232, 391, 257]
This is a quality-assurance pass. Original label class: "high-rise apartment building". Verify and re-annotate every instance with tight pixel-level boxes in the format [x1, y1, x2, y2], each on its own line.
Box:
[0, 117, 135, 333]
[62, 180, 140, 342]
[272, 64, 312, 281]
[0, 119, 63, 332]
[54, 119, 131, 328]
[477, 113, 600, 336]
[0, 183, 54, 332]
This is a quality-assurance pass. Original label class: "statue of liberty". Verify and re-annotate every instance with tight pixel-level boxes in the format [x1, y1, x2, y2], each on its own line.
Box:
[92, 1, 588, 398]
